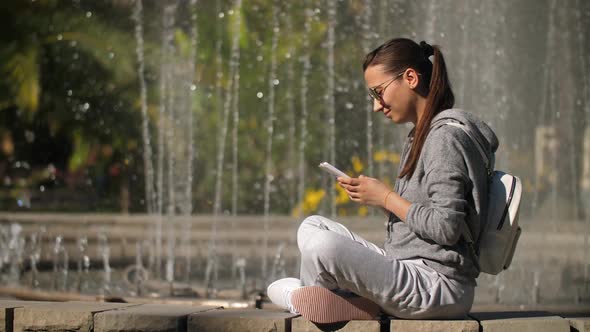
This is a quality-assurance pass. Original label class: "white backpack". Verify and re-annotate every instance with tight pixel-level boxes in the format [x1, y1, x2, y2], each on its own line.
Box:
[444, 122, 523, 275]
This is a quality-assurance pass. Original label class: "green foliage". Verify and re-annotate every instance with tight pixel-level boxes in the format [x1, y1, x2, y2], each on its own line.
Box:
[3, 44, 40, 118]
[0, 0, 407, 214]
[0, 0, 144, 211]
[68, 130, 91, 172]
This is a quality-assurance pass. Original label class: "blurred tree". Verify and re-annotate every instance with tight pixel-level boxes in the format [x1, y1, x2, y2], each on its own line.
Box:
[0, 0, 142, 211]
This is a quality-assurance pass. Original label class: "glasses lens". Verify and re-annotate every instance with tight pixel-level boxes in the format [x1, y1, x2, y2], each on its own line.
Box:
[368, 88, 380, 100]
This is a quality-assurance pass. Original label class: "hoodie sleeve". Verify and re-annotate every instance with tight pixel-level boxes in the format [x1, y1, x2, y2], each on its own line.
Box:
[405, 126, 470, 246]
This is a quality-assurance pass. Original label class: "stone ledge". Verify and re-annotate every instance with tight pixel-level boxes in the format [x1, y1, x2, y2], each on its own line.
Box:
[13, 301, 137, 332]
[2, 300, 589, 332]
[567, 317, 590, 332]
[1, 301, 32, 332]
[389, 318, 479, 332]
[1, 301, 57, 332]
[94, 303, 220, 332]
[188, 308, 297, 332]
[469, 311, 571, 332]
[291, 316, 382, 331]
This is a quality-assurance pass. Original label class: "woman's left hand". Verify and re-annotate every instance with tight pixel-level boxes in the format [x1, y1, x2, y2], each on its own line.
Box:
[337, 175, 391, 207]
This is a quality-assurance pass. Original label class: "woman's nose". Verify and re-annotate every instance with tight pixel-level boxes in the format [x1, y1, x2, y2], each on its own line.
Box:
[372, 99, 383, 112]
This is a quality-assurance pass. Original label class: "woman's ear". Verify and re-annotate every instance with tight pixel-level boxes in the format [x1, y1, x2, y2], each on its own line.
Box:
[406, 68, 429, 97]
[404, 68, 420, 89]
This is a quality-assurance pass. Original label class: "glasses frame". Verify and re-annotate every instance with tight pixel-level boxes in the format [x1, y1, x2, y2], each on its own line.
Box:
[368, 71, 405, 102]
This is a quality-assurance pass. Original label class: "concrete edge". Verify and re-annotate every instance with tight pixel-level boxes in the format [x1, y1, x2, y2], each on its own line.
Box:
[2, 300, 589, 332]
[468, 311, 573, 332]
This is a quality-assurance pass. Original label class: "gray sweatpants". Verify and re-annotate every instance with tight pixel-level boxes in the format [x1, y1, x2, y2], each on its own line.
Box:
[297, 215, 474, 319]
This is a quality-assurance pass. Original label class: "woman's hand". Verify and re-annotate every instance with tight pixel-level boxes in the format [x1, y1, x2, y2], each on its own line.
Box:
[337, 175, 391, 207]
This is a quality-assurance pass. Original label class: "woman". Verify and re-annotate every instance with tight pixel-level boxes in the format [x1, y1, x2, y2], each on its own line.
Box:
[267, 38, 498, 323]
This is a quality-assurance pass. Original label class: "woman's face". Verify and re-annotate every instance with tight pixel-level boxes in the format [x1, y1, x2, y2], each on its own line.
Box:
[364, 64, 419, 124]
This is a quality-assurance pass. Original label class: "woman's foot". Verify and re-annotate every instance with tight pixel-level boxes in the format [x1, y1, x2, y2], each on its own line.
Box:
[266, 277, 303, 313]
[291, 286, 381, 324]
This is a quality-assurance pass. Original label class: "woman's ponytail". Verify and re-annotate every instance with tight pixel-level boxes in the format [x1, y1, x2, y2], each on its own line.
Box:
[398, 43, 455, 179]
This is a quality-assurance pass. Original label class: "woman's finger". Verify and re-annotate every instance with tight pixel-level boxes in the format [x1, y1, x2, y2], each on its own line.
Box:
[344, 185, 358, 192]
[348, 177, 360, 186]
[348, 192, 361, 198]
[337, 177, 351, 184]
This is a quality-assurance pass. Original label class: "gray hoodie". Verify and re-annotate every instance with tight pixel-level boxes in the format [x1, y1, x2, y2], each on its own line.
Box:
[385, 109, 499, 285]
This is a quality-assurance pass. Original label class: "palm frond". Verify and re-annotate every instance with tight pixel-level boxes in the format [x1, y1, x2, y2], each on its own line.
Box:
[4, 45, 40, 116]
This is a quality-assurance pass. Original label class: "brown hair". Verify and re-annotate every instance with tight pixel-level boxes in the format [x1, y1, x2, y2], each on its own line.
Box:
[363, 38, 454, 179]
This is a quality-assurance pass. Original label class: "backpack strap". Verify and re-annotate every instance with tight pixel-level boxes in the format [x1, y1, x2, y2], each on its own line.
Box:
[444, 122, 494, 177]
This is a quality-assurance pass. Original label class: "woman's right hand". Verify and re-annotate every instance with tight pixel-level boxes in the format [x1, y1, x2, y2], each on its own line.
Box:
[337, 175, 390, 207]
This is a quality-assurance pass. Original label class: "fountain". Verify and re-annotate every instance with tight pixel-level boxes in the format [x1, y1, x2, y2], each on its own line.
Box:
[28, 232, 41, 288]
[97, 230, 111, 295]
[0, 0, 588, 311]
[52, 235, 68, 292]
[76, 236, 89, 292]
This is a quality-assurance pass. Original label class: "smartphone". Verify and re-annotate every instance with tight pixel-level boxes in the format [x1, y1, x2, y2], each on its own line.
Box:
[318, 162, 350, 179]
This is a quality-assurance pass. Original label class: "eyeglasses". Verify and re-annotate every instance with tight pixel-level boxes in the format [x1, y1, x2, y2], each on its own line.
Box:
[368, 71, 405, 101]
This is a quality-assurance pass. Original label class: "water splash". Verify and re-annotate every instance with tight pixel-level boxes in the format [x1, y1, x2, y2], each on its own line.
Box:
[231, 0, 243, 217]
[180, 221, 192, 284]
[532, 270, 540, 304]
[269, 242, 287, 282]
[165, 221, 175, 294]
[8, 224, 25, 285]
[204, 253, 218, 298]
[213, 0, 225, 179]
[76, 236, 89, 292]
[207, 0, 242, 296]
[135, 241, 145, 295]
[285, 3, 297, 210]
[132, 0, 156, 215]
[52, 235, 68, 291]
[361, 0, 374, 178]
[423, 0, 440, 44]
[28, 232, 41, 288]
[235, 257, 247, 299]
[212, 0, 229, 217]
[0, 226, 8, 272]
[297, 2, 313, 206]
[457, 1, 470, 107]
[97, 230, 111, 295]
[165, 4, 178, 218]
[211, 0, 238, 218]
[326, 0, 336, 216]
[182, 3, 198, 283]
[262, 0, 281, 283]
[230, 0, 243, 282]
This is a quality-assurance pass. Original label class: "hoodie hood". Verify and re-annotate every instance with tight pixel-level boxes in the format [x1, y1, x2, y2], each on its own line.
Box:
[430, 109, 499, 156]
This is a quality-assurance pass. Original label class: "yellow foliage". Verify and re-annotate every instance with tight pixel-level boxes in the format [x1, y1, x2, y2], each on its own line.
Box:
[358, 206, 369, 216]
[373, 150, 387, 162]
[292, 182, 377, 217]
[291, 188, 326, 217]
[351, 156, 363, 173]
[335, 183, 349, 204]
[374, 150, 400, 164]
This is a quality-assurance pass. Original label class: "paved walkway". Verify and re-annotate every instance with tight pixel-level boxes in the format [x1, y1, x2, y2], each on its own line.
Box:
[1, 299, 588, 332]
